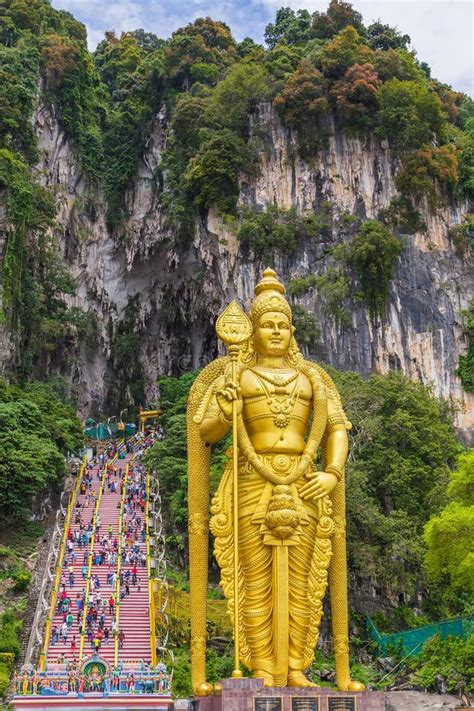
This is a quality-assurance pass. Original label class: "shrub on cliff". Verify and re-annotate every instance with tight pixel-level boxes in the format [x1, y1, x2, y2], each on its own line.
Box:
[237, 205, 325, 259]
[457, 300, 474, 392]
[395, 144, 459, 208]
[346, 220, 404, 319]
[0, 149, 92, 380]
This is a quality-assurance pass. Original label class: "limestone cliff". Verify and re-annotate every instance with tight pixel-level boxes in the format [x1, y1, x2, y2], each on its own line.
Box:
[2, 100, 472, 440]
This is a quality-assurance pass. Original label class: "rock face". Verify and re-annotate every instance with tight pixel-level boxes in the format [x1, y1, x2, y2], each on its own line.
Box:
[2, 101, 473, 440]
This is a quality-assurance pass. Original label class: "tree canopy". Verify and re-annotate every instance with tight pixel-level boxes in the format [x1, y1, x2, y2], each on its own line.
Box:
[424, 450, 474, 613]
[0, 379, 83, 521]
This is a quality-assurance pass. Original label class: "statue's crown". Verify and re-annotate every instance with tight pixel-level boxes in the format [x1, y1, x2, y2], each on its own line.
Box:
[249, 268, 292, 324]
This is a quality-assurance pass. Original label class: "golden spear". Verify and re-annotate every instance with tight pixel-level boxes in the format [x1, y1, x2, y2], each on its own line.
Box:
[215, 300, 252, 678]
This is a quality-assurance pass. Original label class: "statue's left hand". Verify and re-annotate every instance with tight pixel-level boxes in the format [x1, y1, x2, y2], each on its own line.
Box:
[299, 471, 338, 500]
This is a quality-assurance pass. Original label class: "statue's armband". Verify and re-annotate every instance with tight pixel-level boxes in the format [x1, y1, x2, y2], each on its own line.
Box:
[325, 386, 351, 433]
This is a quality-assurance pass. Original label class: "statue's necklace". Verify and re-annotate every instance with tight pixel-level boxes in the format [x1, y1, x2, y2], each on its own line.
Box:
[250, 367, 299, 388]
[252, 370, 300, 428]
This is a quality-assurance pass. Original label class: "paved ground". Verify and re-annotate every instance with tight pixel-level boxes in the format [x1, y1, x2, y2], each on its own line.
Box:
[386, 691, 469, 710]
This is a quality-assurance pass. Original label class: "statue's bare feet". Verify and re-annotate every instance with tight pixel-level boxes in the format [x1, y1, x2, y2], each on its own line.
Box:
[347, 680, 366, 692]
[253, 670, 274, 687]
[288, 671, 319, 687]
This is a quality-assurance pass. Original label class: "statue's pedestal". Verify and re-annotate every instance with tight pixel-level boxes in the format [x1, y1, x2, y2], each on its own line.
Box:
[192, 677, 386, 710]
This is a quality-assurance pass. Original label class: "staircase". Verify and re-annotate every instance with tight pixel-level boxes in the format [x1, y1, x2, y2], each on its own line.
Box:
[44, 444, 154, 669]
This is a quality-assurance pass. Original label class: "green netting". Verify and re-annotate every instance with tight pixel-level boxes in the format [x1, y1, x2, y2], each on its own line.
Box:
[84, 423, 137, 440]
[366, 616, 474, 656]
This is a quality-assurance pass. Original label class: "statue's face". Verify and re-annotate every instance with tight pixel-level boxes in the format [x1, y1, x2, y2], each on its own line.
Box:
[253, 311, 292, 357]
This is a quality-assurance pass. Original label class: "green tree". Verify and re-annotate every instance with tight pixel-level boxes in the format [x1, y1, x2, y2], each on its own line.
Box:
[206, 61, 269, 135]
[330, 62, 380, 132]
[94, 31, 165, 225]
[424, 451, 474, 612]
[366, 21, 410, 51]
[184, 128, 255, 213]
[312, 0, 364, 41]
[456, 116, 474, 197]
[372, 48, 424, 83]
[292, 304, 321, 348]
[410, 634, 474, 693]
[264, 7, 313, 49]
[0, 424, 64, 519]
[321, 25, 372, 79]
[0, 381, 82, 521]
[164, 18, 236, 90]
[347, 220, 404, 319]
[0, 43, 39, 158]
[162, 59, 267, 227]
[265, 42, 303, 81]
[274, 59, 329, 158]
[330, 368, 460, 613]
[0, 149, 85, 379]
[376, 78, 445, 150]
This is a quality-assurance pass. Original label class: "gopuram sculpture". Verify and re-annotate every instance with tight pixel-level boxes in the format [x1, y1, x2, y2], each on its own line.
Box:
[187, 268, 364, 694]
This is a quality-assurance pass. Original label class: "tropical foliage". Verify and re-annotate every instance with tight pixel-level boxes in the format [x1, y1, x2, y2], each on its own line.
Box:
[0, 379, 83, 521]
[424, 450, 474, 613]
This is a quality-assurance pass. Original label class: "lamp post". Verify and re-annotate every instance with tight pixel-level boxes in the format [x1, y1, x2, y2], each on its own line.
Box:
[119, 409, 128, 441]
[107, 415, 117, 439]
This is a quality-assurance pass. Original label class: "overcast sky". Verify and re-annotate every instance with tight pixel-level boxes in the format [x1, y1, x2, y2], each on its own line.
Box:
[51, 0, 473, 95]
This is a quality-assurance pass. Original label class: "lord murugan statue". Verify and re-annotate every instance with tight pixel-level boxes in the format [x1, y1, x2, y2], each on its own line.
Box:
[187, 268, 364, 694]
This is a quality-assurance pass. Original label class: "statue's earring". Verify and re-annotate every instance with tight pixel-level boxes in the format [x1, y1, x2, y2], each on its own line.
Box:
[241, 335, 256, 365]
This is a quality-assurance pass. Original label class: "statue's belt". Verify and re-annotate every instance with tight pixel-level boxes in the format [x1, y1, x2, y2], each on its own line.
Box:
[236, 454, 322, 546]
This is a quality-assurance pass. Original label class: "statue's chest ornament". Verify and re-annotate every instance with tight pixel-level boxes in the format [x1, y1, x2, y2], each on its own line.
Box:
[250, 369, 300, 428]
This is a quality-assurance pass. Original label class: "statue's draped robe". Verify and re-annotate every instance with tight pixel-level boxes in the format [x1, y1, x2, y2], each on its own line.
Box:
[193, 359, 350, 683]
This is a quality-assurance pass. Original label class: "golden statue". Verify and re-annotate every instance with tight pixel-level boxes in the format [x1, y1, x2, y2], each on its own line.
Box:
[187, 268, 364, 693]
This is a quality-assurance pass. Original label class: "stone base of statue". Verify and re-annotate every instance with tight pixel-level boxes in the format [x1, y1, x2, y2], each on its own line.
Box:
[191, 677, 386, 711]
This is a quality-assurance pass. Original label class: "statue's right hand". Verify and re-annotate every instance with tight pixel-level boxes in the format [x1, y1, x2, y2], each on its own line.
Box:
[216, 380, 243, 422]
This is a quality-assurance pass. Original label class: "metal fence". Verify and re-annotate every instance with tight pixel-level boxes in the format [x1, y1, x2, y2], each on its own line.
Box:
[366, 615, 474, 655]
